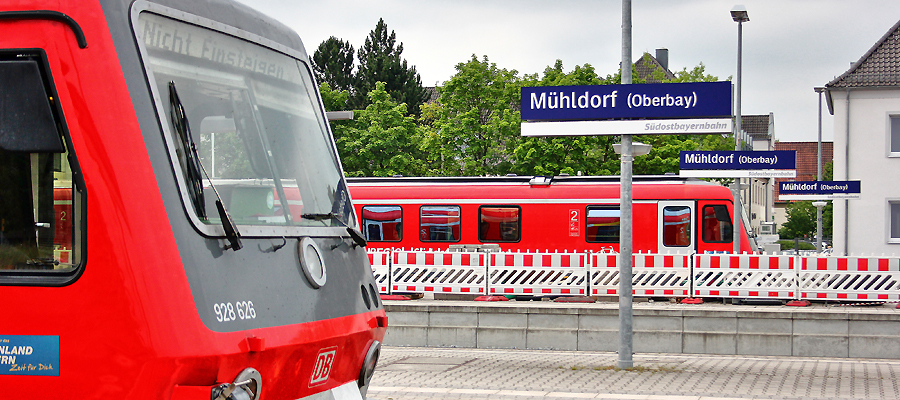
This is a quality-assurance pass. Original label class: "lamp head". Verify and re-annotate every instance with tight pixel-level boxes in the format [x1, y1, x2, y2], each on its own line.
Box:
[731, 5, 749, 22]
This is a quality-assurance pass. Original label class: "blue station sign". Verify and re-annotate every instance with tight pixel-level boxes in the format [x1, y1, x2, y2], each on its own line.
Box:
[679, 150, 797, 178]
[520, 81, 732, 121]
[779, 181, 861, 200]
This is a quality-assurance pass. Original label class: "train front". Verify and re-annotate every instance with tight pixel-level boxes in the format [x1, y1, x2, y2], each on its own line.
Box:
[0, 0, 386, 398]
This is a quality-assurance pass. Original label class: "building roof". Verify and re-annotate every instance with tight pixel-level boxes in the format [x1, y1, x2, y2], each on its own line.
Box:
[635, 52, 676, 83]
[826, 19, 900, 90]
[743, 114, 772, 138]
[773, 141, 834, 203]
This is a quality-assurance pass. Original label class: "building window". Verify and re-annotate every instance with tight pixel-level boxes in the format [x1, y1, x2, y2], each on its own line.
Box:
[702, 205, 733, 243]
[890, 201, 900, 242]
[420, 205, 461, 242]
[479, 206, 520, 242]
[891, 116, 900, 154]
[585, 206, 620, 243]
[361, 205, 402, 242]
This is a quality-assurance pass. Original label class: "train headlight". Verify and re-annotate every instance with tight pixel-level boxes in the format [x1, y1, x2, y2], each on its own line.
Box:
[358, 340, 381, 389]
[298, 237, 326, 288]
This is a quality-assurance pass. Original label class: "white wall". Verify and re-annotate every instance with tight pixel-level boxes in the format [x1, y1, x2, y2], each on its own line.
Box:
[830, 88, 900, 256]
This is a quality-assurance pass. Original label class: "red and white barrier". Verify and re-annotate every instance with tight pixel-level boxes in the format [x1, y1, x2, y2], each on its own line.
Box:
[391, 250, 486, 295]
[487, 252, 587, 296]
[692, 254, 796, 299]
[589, 253, 690, 296]
[798, 256, 900, 301]
[367, 250, 392, 294]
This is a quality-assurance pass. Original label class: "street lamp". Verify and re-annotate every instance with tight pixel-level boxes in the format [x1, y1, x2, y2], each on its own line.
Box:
[731, 5, 748, 254]
[814, 87, 825, 253]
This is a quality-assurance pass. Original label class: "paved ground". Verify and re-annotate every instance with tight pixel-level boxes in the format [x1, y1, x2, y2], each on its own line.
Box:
[367, 346, 900, 400]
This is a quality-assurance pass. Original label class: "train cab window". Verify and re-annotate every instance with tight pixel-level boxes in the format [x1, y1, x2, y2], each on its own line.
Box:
[585, 206, 620, 243]
[479, 206, 520, 242]
[137, 12, 351, 235]
[420, 205, 460, 242]
[662, 206, 692, 247]
[362, 205, 402, 242]
[702, 205, 733, 243]
[0, 51, 81, 281]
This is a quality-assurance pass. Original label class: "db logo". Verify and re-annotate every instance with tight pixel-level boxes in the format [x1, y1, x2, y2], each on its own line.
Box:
[309, 346, 338, 386]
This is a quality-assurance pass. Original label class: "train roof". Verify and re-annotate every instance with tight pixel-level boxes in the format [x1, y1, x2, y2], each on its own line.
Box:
[346, 174, 719, 186]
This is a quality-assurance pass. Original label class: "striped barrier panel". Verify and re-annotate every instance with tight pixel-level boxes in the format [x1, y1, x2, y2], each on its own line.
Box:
[487, 252, 588, 296]
[589, 253, 691, 296]
[692, 254, 796, 299]
[798, 256, 900, 301]
[391, 250, 487, 295]
[367, 250, 392, 294]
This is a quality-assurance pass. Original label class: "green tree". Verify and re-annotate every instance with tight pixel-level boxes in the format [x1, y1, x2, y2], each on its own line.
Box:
[312, 37, 355, 92]
[352, 19, 428, 114]
[778, 201, 817, 239]
[318, 82, 349, 112]
[335, 82, 425, 177]
[426, 55, 522, 176]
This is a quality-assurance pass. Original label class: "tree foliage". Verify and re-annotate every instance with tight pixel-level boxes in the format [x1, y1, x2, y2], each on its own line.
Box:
[312, 37, 355, 92]
[351, 18, 428, 114]
[335, 82, 425, 177]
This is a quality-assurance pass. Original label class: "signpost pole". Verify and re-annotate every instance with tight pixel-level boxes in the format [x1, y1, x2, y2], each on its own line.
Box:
[731, 6, 748, 254]
[815, 87, 825, 252]
[618, 0, 634, 370]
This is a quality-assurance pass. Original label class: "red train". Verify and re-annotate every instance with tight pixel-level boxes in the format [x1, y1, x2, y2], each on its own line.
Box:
[0, 1, 385, 399]
[348, 176, 758, 254]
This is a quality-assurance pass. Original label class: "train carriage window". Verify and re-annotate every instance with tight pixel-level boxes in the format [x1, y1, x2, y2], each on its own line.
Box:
[662, 206, 692, 247]
[137, 12, 351, 232]
[479, 206, 520, 242]
[0, 50, 81, 279]
[420, 205, 460, 242]
[585, 206, 620, 243]
[702, 205, 733, 243]
[362, 205, 402, 242]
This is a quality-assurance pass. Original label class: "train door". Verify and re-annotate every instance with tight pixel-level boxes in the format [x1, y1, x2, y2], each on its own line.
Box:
[658, 201, 695, 254]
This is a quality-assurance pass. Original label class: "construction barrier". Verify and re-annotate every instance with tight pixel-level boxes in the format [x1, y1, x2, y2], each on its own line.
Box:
[589, 253, 691, 296]
[798, 256, 900, 301]
[390, 250, 487, 295]
[692, 254, 796, 299]
[366, 249, 900, 303]
[487, 251, 587, 295]
[368, 250, 391, 294]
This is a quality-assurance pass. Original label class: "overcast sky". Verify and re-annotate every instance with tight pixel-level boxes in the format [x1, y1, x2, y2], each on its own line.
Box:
[238, 0, 900, 143]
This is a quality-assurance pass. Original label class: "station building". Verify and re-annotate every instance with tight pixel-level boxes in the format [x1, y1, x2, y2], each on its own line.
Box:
[825, 18, 900, 256]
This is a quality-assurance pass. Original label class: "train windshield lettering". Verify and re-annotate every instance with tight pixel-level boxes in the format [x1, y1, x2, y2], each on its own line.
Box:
[138, 12, 349, 230]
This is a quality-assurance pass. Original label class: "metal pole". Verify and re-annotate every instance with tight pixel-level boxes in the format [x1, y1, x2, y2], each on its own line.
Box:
[618, 0, 634, 370]
[732, 18, 743, 254]
[815, 87, 824, 252]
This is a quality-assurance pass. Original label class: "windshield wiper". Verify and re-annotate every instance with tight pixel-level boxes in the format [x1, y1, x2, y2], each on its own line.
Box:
[169, 82, 242, 251]
[300, 212, 366, 248]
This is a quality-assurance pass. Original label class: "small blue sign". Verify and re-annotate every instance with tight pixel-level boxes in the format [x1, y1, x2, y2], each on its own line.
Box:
[0, 335, 59, 376]
[779, 181, 861, 195]
[520, 81, 732, 121]
[680, 151, 796, 170]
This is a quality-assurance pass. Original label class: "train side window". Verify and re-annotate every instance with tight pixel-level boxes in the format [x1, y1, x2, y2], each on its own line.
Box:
[0, 50, 82, 282]
[585, 206, 620, 243]
[702, 205, 733, 243]
[662, 206, 692, 247]
[420, 205, 461, 242]
[361, 205, 402, 242]
[479, 206, 520, 242]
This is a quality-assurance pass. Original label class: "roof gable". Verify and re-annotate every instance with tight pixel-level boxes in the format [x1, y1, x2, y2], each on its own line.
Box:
[827, 19, 900, 88]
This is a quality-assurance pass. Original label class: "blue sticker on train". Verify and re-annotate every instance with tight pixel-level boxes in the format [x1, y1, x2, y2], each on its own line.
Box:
[0, 335, 59, 376]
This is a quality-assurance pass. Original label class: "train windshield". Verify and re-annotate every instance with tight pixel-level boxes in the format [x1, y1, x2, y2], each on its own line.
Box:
[137, 12, 351, 231]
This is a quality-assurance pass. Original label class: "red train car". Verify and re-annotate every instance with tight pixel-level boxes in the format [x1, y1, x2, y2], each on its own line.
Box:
[348, 176, 757, 254]
[0, 1, 385, 399]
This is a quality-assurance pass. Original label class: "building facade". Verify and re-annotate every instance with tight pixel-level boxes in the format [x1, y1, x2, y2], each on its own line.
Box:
[825, 19, 900, 256]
